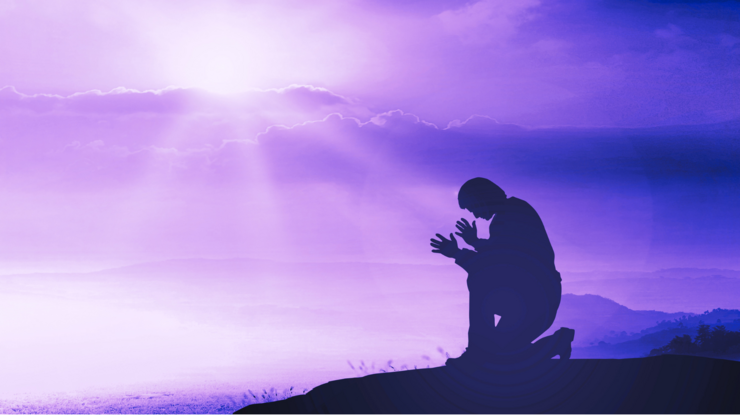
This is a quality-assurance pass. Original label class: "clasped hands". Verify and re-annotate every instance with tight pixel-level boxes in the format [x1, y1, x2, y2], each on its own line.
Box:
[430, 218, 479, 258]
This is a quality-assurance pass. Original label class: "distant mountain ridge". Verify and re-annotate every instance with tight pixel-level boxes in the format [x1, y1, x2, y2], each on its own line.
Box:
[79, 258, 740, 351]
[563, 274, 740, 314]
[565, 268, 740, 281]
[3, 257, 737, 354]
[548, 294, 694, 347]
[70, 257, 740, 318]
[572, 308, 740, 360]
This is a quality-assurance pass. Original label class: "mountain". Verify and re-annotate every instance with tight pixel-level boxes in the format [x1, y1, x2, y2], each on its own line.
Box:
[571, 308, 740, 359]
[565, 268, 740, 281]
[562, 273, 740, 314]
[545, 294, 693, 347]
[89, 259, 712, 348]
[3, 258, 736, 359]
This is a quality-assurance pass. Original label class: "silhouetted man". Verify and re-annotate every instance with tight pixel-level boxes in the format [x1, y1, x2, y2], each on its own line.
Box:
[430, 178, 574, 367]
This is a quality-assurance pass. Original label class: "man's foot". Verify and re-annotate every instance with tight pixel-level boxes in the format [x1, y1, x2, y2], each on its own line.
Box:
[445, 348, 488, 371]
[445, 348, 470, 366]
[554, 327, 575, 359]
[446, 346, 530, 368]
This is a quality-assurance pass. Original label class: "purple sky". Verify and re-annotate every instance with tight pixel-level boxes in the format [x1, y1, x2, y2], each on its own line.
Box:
[0, 0, 738, 400]
[0, 85, 737, 273]
[0, 0, 738, 271]
[1, 0, 738, 126]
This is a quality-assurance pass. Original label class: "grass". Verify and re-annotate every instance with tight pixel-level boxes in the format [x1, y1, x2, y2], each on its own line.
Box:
[346, 346, 454, 377]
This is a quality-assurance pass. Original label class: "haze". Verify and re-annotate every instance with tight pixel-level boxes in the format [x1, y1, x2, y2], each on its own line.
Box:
[0, 0, 738, 401]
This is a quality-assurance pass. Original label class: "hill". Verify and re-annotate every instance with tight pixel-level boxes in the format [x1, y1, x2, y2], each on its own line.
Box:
[547, 294, 692, 347]
[572, 309, 740, 359]
[563, 273, 740, 313]
[236, 356, 740, 413]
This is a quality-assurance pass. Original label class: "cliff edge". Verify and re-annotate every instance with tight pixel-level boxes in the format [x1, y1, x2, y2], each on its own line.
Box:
[236, 355, 740, 413]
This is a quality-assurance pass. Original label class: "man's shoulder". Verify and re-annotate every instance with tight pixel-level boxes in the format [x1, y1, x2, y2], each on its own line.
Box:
[506, 197, 536, 213]
[508, 196, 529, 205]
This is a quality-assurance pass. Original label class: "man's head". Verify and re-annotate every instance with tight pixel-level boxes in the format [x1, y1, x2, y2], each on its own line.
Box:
[457, 178, 507, 220]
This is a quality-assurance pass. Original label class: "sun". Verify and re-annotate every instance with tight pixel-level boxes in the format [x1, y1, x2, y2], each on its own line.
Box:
[134, 1, 379, 93]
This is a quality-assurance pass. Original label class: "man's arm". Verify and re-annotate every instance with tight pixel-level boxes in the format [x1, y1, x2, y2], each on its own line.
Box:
[453, 248, 478, 273]
[468, 238, 492, 251]
[455, 218, 489, 252]
[431, 233, 481, 273]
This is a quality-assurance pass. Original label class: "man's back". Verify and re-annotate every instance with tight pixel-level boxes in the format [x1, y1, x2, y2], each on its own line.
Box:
[485, 197, 558, 277]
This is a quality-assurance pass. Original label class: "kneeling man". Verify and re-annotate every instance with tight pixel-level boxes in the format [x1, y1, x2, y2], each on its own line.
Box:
[431, 178, 574, 366]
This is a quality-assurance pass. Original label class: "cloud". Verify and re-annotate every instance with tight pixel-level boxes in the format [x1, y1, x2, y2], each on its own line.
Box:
[0, 85, 358, 191]
[0, 84, 373, 180]
[6, 96, 736, 192]
[272, 85, 352, 108]
[368, 109, 439, 129]
[2, 1, 737, 130]
[436, 0, 540, 44]
[0, 84, 359, 115]
[445, 115, 526, 134]
[647, 0, 739, 3]
[655, 24, 683, 39]
[530, 38, 570, 56]
[340, 0, 740, 129]
[1, 94, 738, 269]
[240, 112, 740, 269]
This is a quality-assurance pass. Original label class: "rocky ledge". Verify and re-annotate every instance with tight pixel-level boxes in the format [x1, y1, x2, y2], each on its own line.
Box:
[236, 355, 740, 414]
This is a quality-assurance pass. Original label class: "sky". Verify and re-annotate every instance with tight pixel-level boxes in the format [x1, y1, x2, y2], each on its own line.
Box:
[0, 0, 739, 274]
[1, 0, 738, 126]
[0, 0, 739, 401]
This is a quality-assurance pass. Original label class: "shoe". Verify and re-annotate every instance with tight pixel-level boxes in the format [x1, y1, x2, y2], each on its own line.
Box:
[445, 348, 486, 372]
[446, 347, 520, 368]
[554, 327, 575, 359]
[445, 348, 470, 366]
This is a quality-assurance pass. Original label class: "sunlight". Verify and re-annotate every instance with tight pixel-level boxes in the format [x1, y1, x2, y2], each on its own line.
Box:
[156, 21, 264, 93]
[233, 140, 286, 259]
[129, 1, 384, 93]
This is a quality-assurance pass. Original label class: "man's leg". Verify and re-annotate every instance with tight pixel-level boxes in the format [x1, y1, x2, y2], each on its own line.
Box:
[530, 327, 576, 359]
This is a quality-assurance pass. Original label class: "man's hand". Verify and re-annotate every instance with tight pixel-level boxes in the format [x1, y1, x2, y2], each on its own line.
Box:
[455, 218, 479, 247]
[430, 233, 460, 258]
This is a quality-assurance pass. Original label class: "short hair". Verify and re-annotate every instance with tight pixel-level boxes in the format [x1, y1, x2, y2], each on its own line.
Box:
[458, 178, 506, 209]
